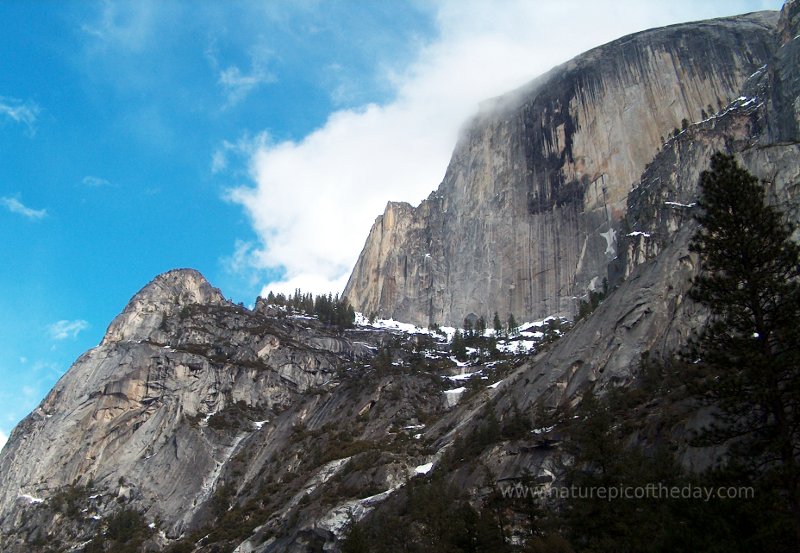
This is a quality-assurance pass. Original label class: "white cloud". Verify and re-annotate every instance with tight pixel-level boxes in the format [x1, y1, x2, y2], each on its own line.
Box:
[227, 0, 784, 297]
[0, 430, 6, 451]
[1, 196, 47, 220]
[48, 320, 90, 341]
[0, 96, 40, 134]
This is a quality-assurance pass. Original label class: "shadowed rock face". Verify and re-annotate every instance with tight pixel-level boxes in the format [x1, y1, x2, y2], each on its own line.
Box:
[344, 11, 780, 327]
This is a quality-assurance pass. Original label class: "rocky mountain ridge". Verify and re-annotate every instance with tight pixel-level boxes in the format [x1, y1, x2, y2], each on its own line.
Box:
[0, 266, 560, 551]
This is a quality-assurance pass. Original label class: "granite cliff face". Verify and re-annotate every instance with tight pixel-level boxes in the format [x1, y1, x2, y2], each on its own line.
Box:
[345, 11, 780, 326]
[496, 0, 800, 431]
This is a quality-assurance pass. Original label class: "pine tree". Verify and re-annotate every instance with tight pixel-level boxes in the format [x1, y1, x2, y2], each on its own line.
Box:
[341, 517, 370, 553]
[451, 330, 467, 362]
[463, 318, 474, 340]
[372, 347, 393, 373]
[493, 311, 503, 337]
[563, 389, 686, 552]
[507, 313, 519, 337]
[476, 316, 487, 337]
[688, 152, 800, 546]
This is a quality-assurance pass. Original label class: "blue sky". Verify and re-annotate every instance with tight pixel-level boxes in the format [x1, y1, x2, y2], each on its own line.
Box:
[0, 0, 784, 448]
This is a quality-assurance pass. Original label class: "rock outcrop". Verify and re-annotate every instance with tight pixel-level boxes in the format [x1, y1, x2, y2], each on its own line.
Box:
[0, 270, 456, 552]
[344, 11, 780, 327]
[0, 270, 376, 544]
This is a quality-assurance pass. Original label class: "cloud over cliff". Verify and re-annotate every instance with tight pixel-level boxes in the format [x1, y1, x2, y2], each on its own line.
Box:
[227, 0, 779, 297]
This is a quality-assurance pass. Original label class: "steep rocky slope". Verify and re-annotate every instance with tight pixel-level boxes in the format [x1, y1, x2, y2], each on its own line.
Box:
[0, 270, 363, 537]
[0, 269, 532, 552]
[344, 11, 779, 327]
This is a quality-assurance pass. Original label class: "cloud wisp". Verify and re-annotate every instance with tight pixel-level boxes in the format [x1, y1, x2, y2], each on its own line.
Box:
[48, 320, 90, 341]
[212, 131, 269, 175]
[0, 97, 40, 135]
[82, 176, 113, 187]
[80, 0, 158, 52]
[207, 40, 276, 107]
[1, 197, 47, 220]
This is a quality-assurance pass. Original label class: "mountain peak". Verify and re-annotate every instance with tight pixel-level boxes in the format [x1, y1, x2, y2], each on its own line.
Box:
[101, 268, 226, 345]
[146, 268, 217, 294]
[778, 0, 800, 43]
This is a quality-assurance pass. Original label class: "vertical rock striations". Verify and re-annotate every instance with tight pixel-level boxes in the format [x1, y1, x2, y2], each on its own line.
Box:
[502, 0, 800, 412]
[345, 12, 779, 326]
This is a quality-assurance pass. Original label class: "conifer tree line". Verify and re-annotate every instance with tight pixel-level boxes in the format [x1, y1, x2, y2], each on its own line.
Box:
[460, 311, 520, 340]
[449, 311, 525, 362]
[263, 289, 355, 329]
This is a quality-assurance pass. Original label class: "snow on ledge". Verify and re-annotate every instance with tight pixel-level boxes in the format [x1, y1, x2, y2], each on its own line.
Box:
[444, 387, 466, 408]
[532, 425, 555, 435]
[414, 462, 434, 475]
[355, 313, 565, 348]
[447, 372, 477, 382]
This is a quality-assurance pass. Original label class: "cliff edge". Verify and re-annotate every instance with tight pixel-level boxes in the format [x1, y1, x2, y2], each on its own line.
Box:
[344, 11, 779, 326]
